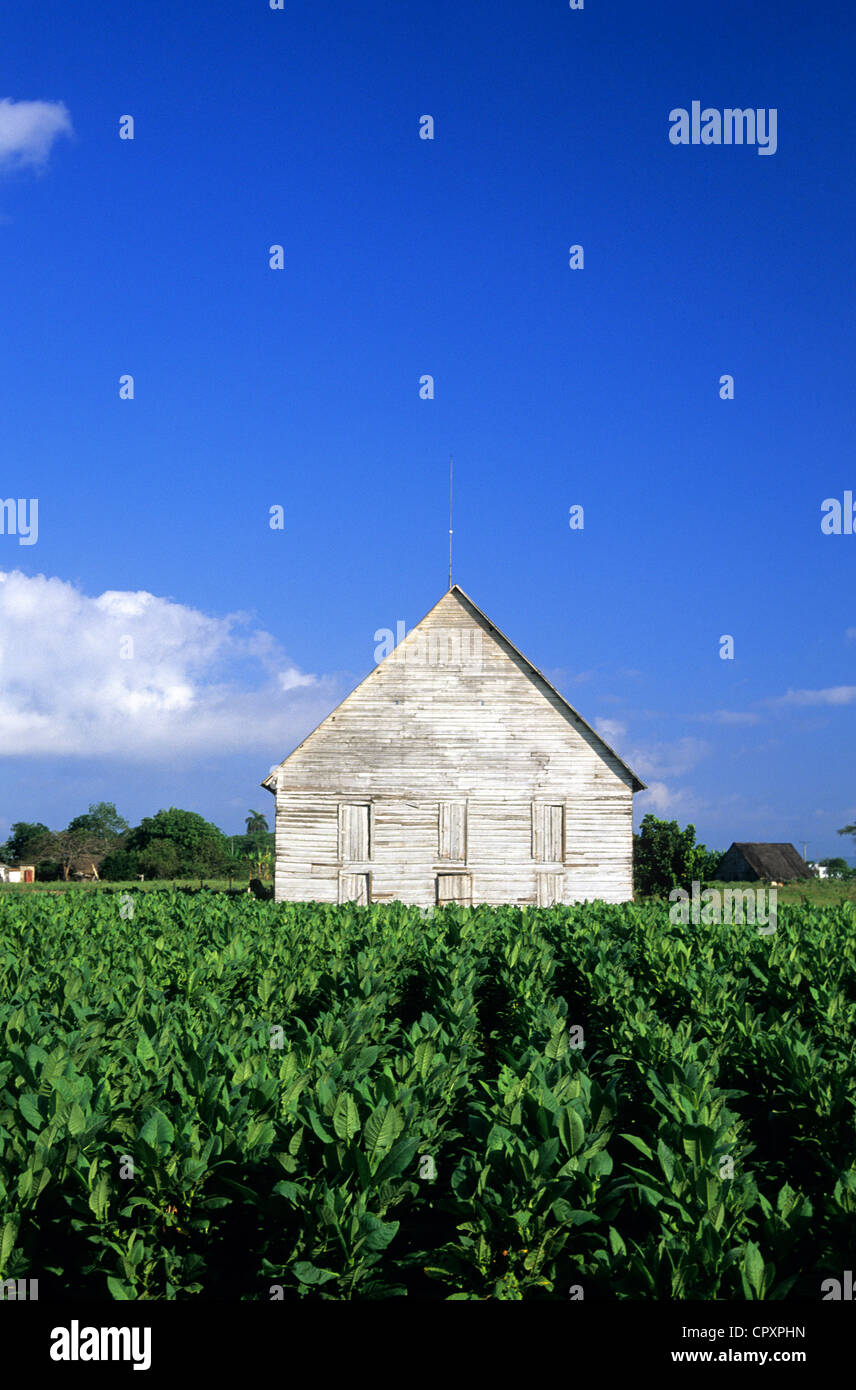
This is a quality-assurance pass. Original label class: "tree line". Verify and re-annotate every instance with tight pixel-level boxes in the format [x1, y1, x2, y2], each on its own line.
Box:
[0, 804, 274, 882]
[1, 805, 852, 890]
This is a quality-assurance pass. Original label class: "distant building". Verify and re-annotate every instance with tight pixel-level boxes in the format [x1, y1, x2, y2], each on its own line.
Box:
[0, 864, 35, 884]
[809, 862, 829, 879]
[715, 843, 812, 883]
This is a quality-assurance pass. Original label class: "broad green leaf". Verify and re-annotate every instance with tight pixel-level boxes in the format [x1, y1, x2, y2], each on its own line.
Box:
[68, 1103, 87, 1137]
[292, 1261, 338, 1285]
[332, 1093, 360, 1142]
[364, 1103, 397, 1160]
[413, 1039, 435, 1079]
[657, 1138, 675, 1183]
[546, 1022, 569, 1060]
[559, 1105, 585, 1155]
[741, 1241, 766, 1298]
[246, 1118, 275, 1150]
[1, 1217, 19, 1268]
[89, 1175, 110, 1223]
[608, 1227, 627, 1256]
[139, 1109, 175, 1149]
[620, 1133, 655, 1161]
[18, 1094, 42, 1130]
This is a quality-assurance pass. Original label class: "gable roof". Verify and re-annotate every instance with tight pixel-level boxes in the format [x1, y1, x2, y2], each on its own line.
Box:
[724, 843, 812, 880]
[261, 584, 646, 793]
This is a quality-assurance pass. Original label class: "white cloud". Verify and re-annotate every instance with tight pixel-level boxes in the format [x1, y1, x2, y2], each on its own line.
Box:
[772, 686, 856, 707]
[689, 709, 762, 725]
[628, 736, 710, 780]
[0, 570, 340, 759]
[544, 666, 594, 688]
[635, 781, 702, 818]
[278, 667, 317, 692]
[594, 717, 627, 742]
[636, 780, 675, 813]
[0, 98, 73, 172]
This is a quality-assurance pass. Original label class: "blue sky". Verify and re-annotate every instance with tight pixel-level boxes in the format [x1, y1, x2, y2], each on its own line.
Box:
[0, 0, 854, 863]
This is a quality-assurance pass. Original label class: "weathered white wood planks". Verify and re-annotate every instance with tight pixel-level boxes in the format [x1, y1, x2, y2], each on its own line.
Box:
[263, 587, 643, 906]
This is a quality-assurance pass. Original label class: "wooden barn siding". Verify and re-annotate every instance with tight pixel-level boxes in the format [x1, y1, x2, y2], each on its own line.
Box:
[271, 591, 635, 905]
[273, 793, 632, 905]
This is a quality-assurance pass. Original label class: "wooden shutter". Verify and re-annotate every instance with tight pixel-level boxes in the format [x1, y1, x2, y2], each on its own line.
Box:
[531, 803, 543, 860]
[537, 872, 563, 907]
[339, 804, 370, 861]
[545, 805, 564, 862]
[340, 872, 370, 905]
[532, 803, 564, 861]
[439, 802, 467, 861]
[436, 873, 472, 906]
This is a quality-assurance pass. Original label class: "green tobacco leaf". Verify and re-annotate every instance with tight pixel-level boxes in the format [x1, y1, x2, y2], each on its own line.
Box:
[292, 1261, 338, 1285]
[559, 1105, 585, 1155]
[373, 1134, 421, 1183]
[588, 1150, 613, 1178]
[89, 1175, 110, 1222]
[1, 1217, 19, 1268]
[682, 1125, 716, 1164]
[332, 1093, 360, 1142]
[608, 1226, 627, 1256]
[741, 1241, 766, 1299]
[135, 1031, 156, 1065]
[107, 1275, 132, 1299]
[620, 1133, 655, 1161]
[68, 1102, 87, 1137]
[246, 1118, 275, 1150]
[360, 1215, 399, 1252]
[139, 1109, 175, 1149]
[546, 1022, 569, 1060]
[657, 1138, 675, 1183]
[413, 1039, 435, 1079]
[18, 1093, 42, 1130]
[308, 1112, 334, 1145]
[363, 1104, 398, 1161]
[273, 1180, 303, 1203]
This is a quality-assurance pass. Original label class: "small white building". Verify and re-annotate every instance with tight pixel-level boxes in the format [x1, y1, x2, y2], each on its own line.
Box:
[262, 585, 645, 907]
[809, 863, 829, 879]
[0, 864, 35, 884]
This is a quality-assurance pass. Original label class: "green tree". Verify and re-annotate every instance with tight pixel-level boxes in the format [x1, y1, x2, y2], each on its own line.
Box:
[633, 814, 720, 897]
[821, 856, 852, 879]
[244, 809, 269, 838]
[99, 849, 141, 882]
[67, 802, 129, 840]
[124, 808, 230, 878]
[3, 822, 52, 864]
[50, 802, 133, 880]
[136, 838, 181, 880]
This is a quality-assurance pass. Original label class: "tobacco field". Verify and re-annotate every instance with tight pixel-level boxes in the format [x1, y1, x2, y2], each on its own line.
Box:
[0, 891, 854, 1300]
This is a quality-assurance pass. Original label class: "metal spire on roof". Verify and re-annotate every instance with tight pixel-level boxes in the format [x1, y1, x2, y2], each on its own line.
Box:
[449, 453, 453, 590]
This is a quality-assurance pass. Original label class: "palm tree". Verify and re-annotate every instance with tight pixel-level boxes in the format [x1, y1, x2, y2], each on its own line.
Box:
[245, 809, 269, 837]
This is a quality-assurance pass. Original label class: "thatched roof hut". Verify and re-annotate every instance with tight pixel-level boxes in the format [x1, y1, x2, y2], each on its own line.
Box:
[715, 842, 812, 883]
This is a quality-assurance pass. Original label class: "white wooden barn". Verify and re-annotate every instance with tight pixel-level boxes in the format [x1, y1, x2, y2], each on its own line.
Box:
[261, 586, 644, 907]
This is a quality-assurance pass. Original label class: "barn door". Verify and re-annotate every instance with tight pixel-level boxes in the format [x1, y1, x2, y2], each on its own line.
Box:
[339, 872, 370, 905]
[436, 873, 472, 906]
